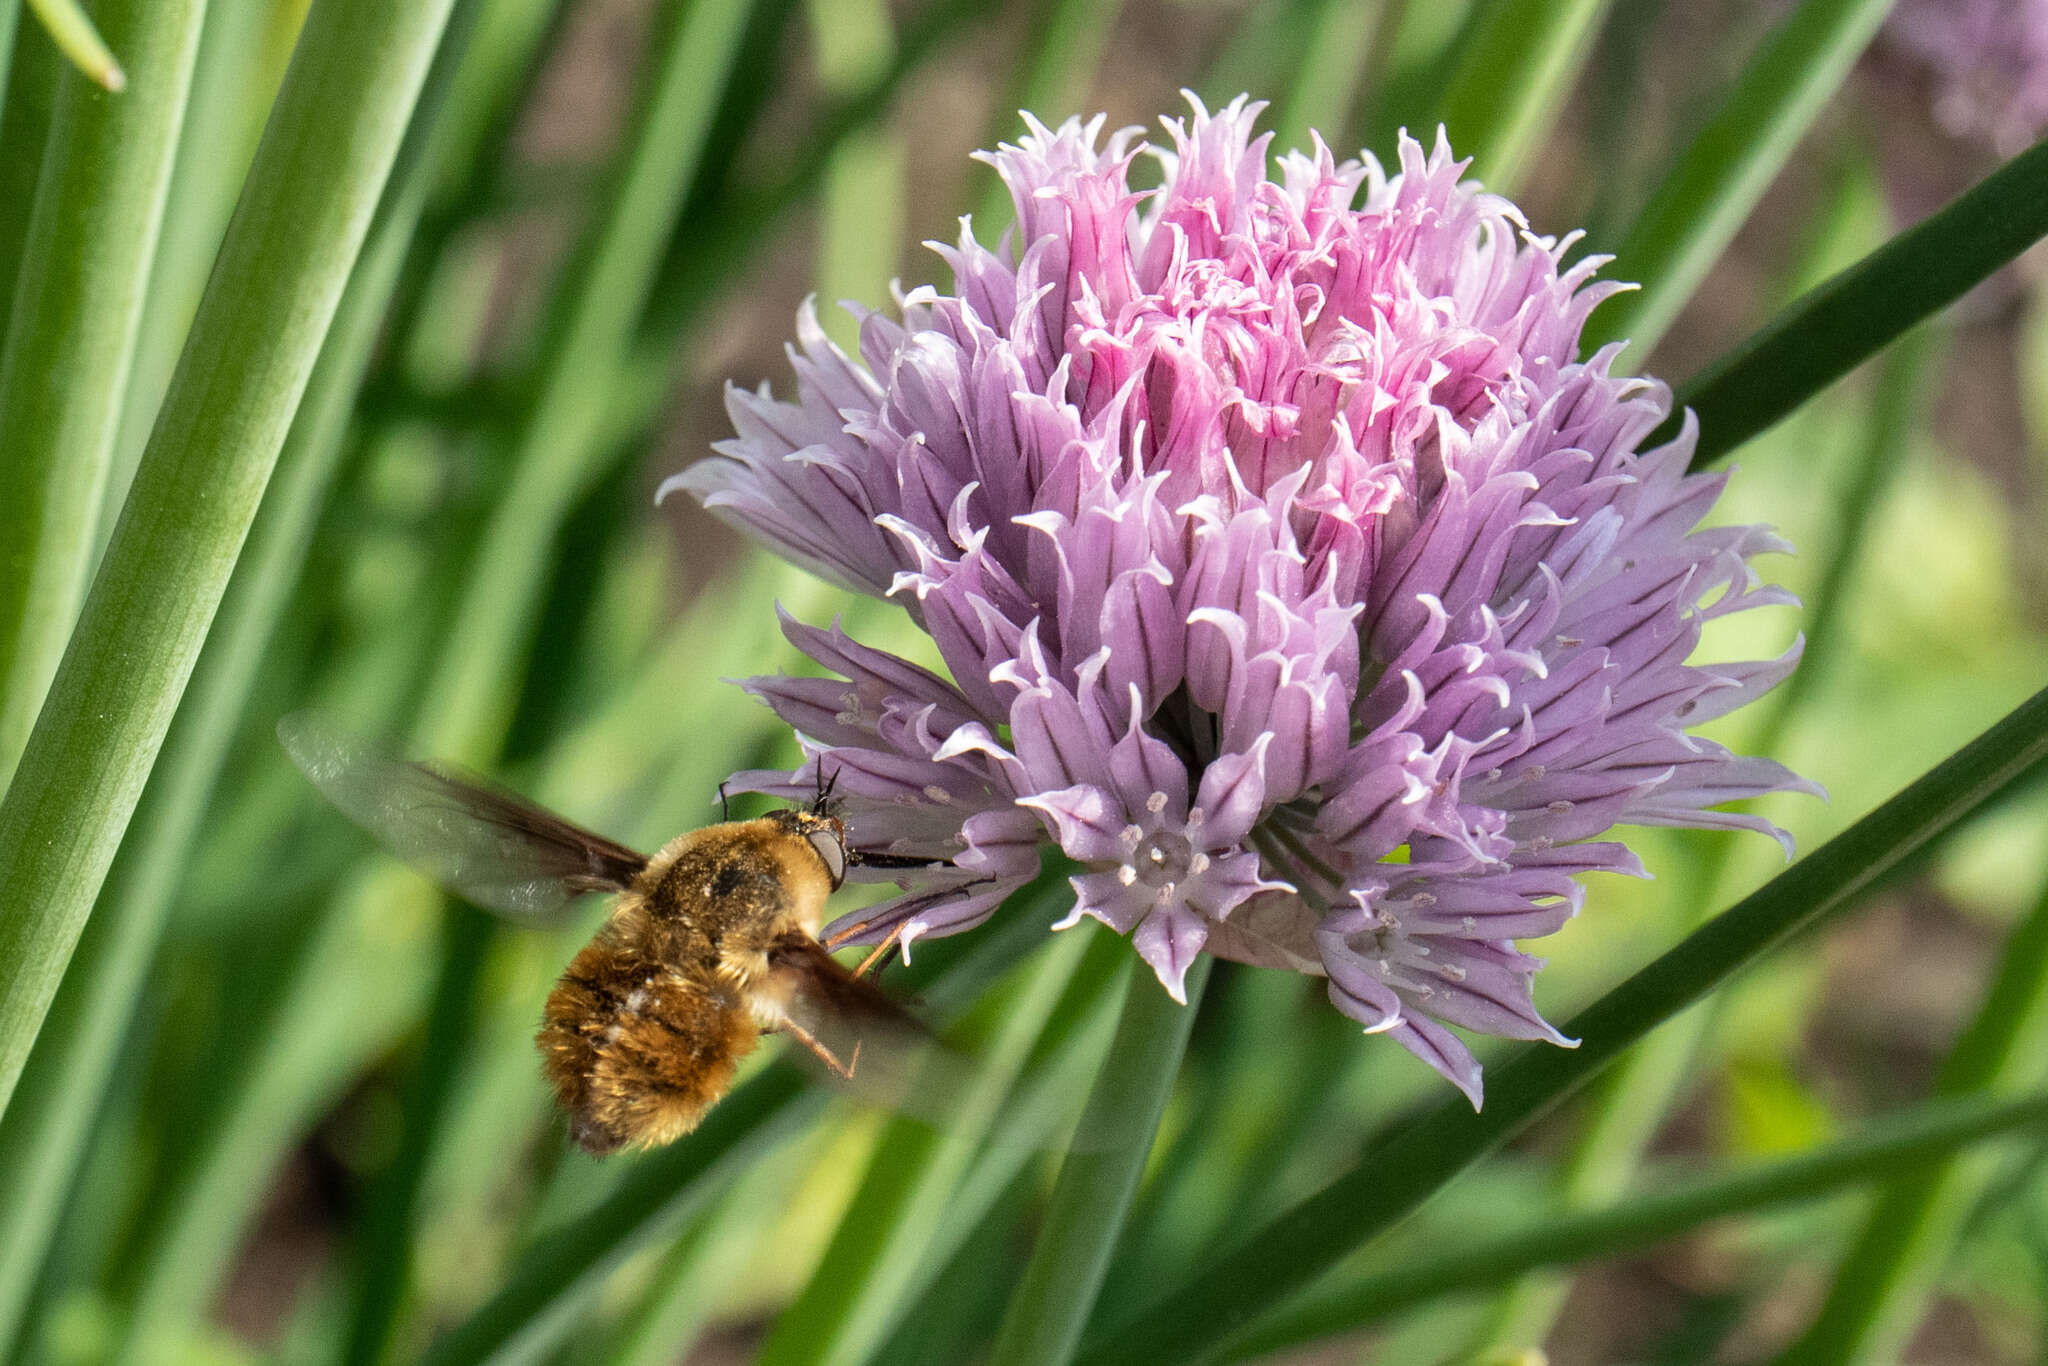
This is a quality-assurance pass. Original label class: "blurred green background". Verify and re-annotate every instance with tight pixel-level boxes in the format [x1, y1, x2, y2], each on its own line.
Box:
[2, 0, 2047, 1363]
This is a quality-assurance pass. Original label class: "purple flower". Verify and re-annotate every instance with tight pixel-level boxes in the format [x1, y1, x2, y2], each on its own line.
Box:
[663, 95, 1817, 1105]
[1886, 0, 2048, 155]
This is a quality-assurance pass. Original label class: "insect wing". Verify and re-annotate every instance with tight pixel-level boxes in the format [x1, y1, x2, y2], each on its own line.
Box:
[277, 712, 649, 924]
[767, 934, 969, 1124]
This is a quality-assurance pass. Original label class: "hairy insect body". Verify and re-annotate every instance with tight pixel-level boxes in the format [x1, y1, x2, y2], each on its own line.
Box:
[278, 714, 943, 1157]
[538, 815, 836, 1154]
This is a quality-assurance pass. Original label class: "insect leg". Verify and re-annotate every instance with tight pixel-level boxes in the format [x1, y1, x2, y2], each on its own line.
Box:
[781, 1017, 858, 1079]
[823, 875, 999, 955]
[822, 914, 881, 951]
[850, 924, 904, 980]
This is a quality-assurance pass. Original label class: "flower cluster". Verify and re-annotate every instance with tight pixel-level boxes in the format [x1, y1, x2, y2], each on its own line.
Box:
[665, 96, 1814, 1104]
[1887, 0, 2048, 155]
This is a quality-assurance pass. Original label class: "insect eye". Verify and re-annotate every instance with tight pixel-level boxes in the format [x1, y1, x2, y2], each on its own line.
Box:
[806, 826, 847, 888]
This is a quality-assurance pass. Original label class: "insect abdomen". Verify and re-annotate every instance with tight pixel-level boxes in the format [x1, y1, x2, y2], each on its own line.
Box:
[536, 938, 758, 1155]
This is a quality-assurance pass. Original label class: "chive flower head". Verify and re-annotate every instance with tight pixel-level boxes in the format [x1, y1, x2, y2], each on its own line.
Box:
[665, 95, 1815, 1104]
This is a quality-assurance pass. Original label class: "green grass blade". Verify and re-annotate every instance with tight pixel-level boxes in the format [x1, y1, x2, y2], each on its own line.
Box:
[1580, 0, 1896, 361]
[875, 1168, 1042, 1366]
[339, 909, 494, 1366]
[989, 957, 1209, 1366]
[0, 1, 20, 112]
[1769, 326, 1938, 713]
[103, 1, 753, 1353]
[22, 0, 122, 89]
[807, 0, 900, 354]
[353, 0, 569, 427]
[437, 1070, 826, 1366]
[1575, 0, 1665, 248]
[755, 931, 1093, 1366]
[0, 0, 459, 1124]
[1353, 0, 1466, 154]
[1777, 878, 2048, 1364]
[0, 14, 55, 335]
[632, 0, 985, 345]
[411, 0, 753, 761]
[0, 0, 205, 788]
[0, 0, 483, 1337]
[1075, 683, 2048, 1366]
[894, 928, 1130, 1300]
[1465, 1001, 1712, 1355]
[102, 4, 292, 553]
[814, 925, 1130, 1366]
[1223, 1087, 2048, 1360]
[1467, 312, 1940, 1360]
[595, 1158, 790, 1366]
[1097, 972, 1357, 1311]
[1429, 0, 1609, 195]
[103, 283, 481, 1366]
[114, 869, 442, 1365]
[1269, 0, 1384, 162]
[328, 2, 761, 1349]
[1673, 135, 2048, 464]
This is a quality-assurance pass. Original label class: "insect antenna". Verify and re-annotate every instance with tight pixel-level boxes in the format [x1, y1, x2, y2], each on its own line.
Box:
[810, 763, 842, 815]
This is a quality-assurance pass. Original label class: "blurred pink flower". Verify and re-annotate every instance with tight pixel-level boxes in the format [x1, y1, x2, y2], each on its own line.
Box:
[1888, 0, 2048, 155]
[667, 95, 1816, 1105]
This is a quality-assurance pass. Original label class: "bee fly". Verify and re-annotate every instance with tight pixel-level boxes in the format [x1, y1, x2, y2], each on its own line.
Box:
[278, 714, 955, 1155]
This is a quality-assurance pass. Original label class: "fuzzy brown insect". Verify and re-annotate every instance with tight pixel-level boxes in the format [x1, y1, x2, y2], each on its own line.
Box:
[279, 715, 943, 1155]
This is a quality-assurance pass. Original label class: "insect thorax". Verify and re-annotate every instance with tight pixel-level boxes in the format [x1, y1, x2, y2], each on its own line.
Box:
[638, 817, 835, 953]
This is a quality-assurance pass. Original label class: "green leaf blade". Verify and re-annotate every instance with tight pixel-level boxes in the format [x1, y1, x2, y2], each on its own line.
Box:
[989, 956, 1209, 1366]
[23, 0, 122, 90]
[756, 932, 1093, 1366]
[1431, 0, 1610, 195]
[1227, 1087, 2048, 1360]
[1677, 134, 2048, 463]
[1583, 0, 1897, 361]
[1776, 876, 2048, 1364]
[0, 0, 206, 787]
[0, 0, 485, 1342]
[0, 0, 460, 1126]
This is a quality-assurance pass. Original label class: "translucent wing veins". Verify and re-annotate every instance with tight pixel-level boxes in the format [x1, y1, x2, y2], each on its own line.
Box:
[277, 712, 649, 923]
[766, 932, 978, 1126]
